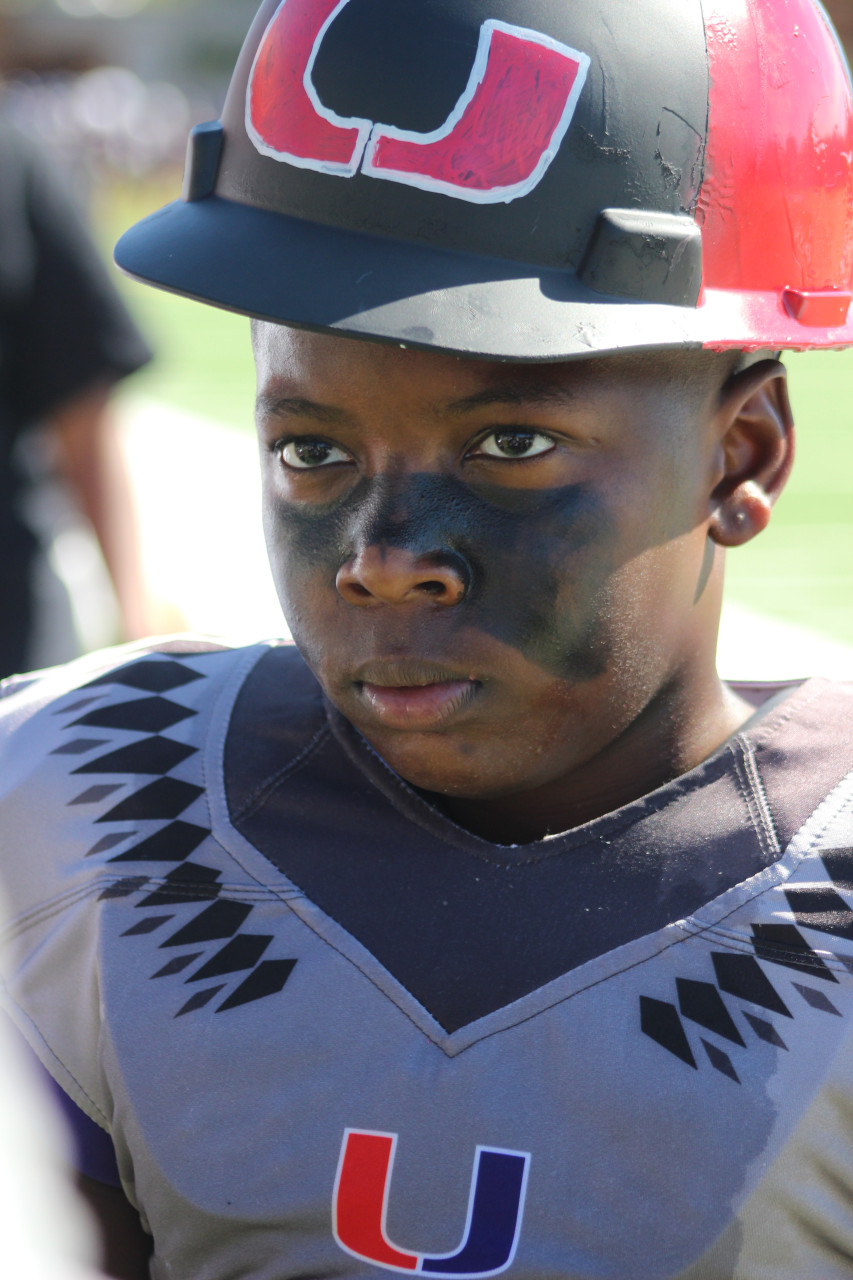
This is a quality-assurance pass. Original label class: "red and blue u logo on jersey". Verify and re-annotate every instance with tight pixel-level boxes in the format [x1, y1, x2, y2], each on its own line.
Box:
[333, 1130, 530, 1278]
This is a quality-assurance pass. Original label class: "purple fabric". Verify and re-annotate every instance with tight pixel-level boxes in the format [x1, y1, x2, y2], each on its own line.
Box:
[45, 1071, 121, 1187]
[8, 1025, 121, 1187]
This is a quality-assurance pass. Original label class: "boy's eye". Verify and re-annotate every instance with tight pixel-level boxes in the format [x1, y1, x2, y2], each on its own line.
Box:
[473, 430, 555, 460]
[280, 439, 350, 469]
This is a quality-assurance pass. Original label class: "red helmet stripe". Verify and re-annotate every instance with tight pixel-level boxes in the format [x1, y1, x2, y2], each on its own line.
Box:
[699, 0, 853, 296]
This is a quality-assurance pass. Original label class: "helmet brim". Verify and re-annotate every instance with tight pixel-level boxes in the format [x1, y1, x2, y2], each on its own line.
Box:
[114, 194, 707, 362]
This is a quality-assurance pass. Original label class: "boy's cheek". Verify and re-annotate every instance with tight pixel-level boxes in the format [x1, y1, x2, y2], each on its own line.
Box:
[261, 497, 348, 617]
[460, 541, 617, 683]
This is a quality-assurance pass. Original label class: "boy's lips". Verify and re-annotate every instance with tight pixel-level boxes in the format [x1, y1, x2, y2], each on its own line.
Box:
[352, 660, 482, 729]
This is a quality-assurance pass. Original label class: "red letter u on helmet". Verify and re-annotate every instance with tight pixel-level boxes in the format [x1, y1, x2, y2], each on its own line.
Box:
[246, 0, 590, 202]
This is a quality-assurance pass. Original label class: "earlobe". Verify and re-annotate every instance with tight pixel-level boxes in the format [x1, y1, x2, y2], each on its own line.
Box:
[707, 360, 794, 549]
[709, 479, 773, 546]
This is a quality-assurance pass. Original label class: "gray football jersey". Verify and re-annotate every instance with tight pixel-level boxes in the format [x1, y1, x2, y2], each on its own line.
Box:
[2, 642, 853, 1280]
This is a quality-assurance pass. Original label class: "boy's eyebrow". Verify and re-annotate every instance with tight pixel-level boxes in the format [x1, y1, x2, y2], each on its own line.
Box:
[255, 392, 350, 425]
[443, 382, 582, 413]
[256, 382, 584, 423]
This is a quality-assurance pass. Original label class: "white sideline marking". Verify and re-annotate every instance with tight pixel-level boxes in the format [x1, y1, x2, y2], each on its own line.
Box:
[118, 397, 286, 643]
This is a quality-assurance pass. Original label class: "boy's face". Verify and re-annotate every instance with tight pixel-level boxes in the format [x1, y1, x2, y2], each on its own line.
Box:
[254, 325, 729, 801]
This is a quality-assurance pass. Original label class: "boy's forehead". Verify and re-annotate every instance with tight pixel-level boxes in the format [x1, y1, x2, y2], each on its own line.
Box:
[252, 322, 725, 413]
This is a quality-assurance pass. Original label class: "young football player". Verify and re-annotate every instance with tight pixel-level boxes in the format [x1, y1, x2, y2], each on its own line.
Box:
[2, 0, 853, 1277]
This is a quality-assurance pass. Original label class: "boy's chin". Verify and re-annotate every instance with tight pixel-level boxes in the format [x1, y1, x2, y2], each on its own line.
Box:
[357, 725, 562, 802]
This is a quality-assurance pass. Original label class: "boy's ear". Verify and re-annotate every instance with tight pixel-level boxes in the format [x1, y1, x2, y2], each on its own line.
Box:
[708, 359, 794, 548]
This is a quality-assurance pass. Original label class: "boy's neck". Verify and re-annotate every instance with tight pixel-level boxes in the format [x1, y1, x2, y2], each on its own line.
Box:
[425, 675, 758, 845]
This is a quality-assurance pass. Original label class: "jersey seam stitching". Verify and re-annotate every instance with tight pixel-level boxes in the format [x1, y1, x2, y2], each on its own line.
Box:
[731, 736, 781, 862]
[231, 722, 331, 824]
[272, 892, 460, 1049]
[741, 736, 782, 855]
[450, 776, 853, 1052]
[1, 869, 303, 940]
[0, 983, 111, 1128]
[331, 708, 742, 865]
[747, 678, 828, 748]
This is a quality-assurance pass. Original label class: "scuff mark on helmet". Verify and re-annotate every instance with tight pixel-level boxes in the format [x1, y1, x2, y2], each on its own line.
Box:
[576, 127, 630, 162]
[657, 107, 704, 212]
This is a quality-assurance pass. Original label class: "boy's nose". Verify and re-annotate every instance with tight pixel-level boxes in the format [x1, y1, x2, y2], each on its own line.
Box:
[336, 547, 469, 606]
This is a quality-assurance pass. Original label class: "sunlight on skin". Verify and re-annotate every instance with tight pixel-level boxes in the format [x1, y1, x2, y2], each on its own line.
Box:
[252, 326, 792, 842]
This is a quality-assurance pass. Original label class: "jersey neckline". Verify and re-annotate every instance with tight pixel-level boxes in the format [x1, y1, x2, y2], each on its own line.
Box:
[322, 673, 808, 865]
[205, 644, 849, 1052]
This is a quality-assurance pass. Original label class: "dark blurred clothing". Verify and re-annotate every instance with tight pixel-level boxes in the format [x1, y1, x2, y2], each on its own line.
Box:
[0, 121, 150, 679]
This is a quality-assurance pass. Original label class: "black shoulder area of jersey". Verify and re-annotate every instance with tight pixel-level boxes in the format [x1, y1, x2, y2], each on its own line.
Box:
[224, 645, 326, 824]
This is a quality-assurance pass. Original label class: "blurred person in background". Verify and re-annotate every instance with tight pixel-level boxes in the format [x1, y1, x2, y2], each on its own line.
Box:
[0, 115, 154, 681]
[0, 22, 155, 1268]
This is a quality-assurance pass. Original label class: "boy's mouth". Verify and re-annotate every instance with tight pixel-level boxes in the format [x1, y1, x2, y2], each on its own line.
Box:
[353, 661, 481, 729]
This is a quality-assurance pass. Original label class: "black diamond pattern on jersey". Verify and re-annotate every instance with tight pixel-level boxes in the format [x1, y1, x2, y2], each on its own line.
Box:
[711, 952, 792, 1017]
[784, 887, 853, 941]
[70, 785, 123, 806]
[643, 871, 853, 1078]
[643, 946, 798, 1077]
[751, 923, 838, 982]
[821, 847, 853, 892]
[639, 996, 697, 1068]
[73, 697, 197, 734]
[137, 863, 221, 908]
[97, 778, 203, 824]
[187, 934, 273, 982]
[701, 1039, 739, 1084]
[55, 653, 295, 1018]
[153, 953, 203, 978]
[88, 832, 137, 857]
[109, 821, 208, 864]
[743, 1012, 788, 1049]
[217, 959, 297, 1012]
[73, 737, 197, 776]
[51, 738, 110, 756]
[676, 978, 746, 1046]
[54, 696, 103, 716]
[176, 985, 225, 1017]
[160, 899, 253, 948]
[122, 915, 174, 936]
[792, 982, 842, 1016]
[85, 659, 204, 694]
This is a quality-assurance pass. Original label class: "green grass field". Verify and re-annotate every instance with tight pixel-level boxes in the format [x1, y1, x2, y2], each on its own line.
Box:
[725, 349, 853, 645]
[100, 179, 853, 647]
[100, 179, 258, 428]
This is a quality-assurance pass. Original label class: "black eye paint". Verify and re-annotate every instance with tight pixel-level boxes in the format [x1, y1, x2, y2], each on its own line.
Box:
[264, 468, 616, 683]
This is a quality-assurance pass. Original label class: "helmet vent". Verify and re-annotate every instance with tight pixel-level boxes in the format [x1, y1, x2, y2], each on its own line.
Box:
[781, 288, 852, 329]
[183, 122, 225, 204]
[578, 208, 702, 307]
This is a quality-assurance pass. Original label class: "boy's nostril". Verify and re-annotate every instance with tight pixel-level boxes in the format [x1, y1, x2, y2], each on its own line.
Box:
[336, 547, 470, 606]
